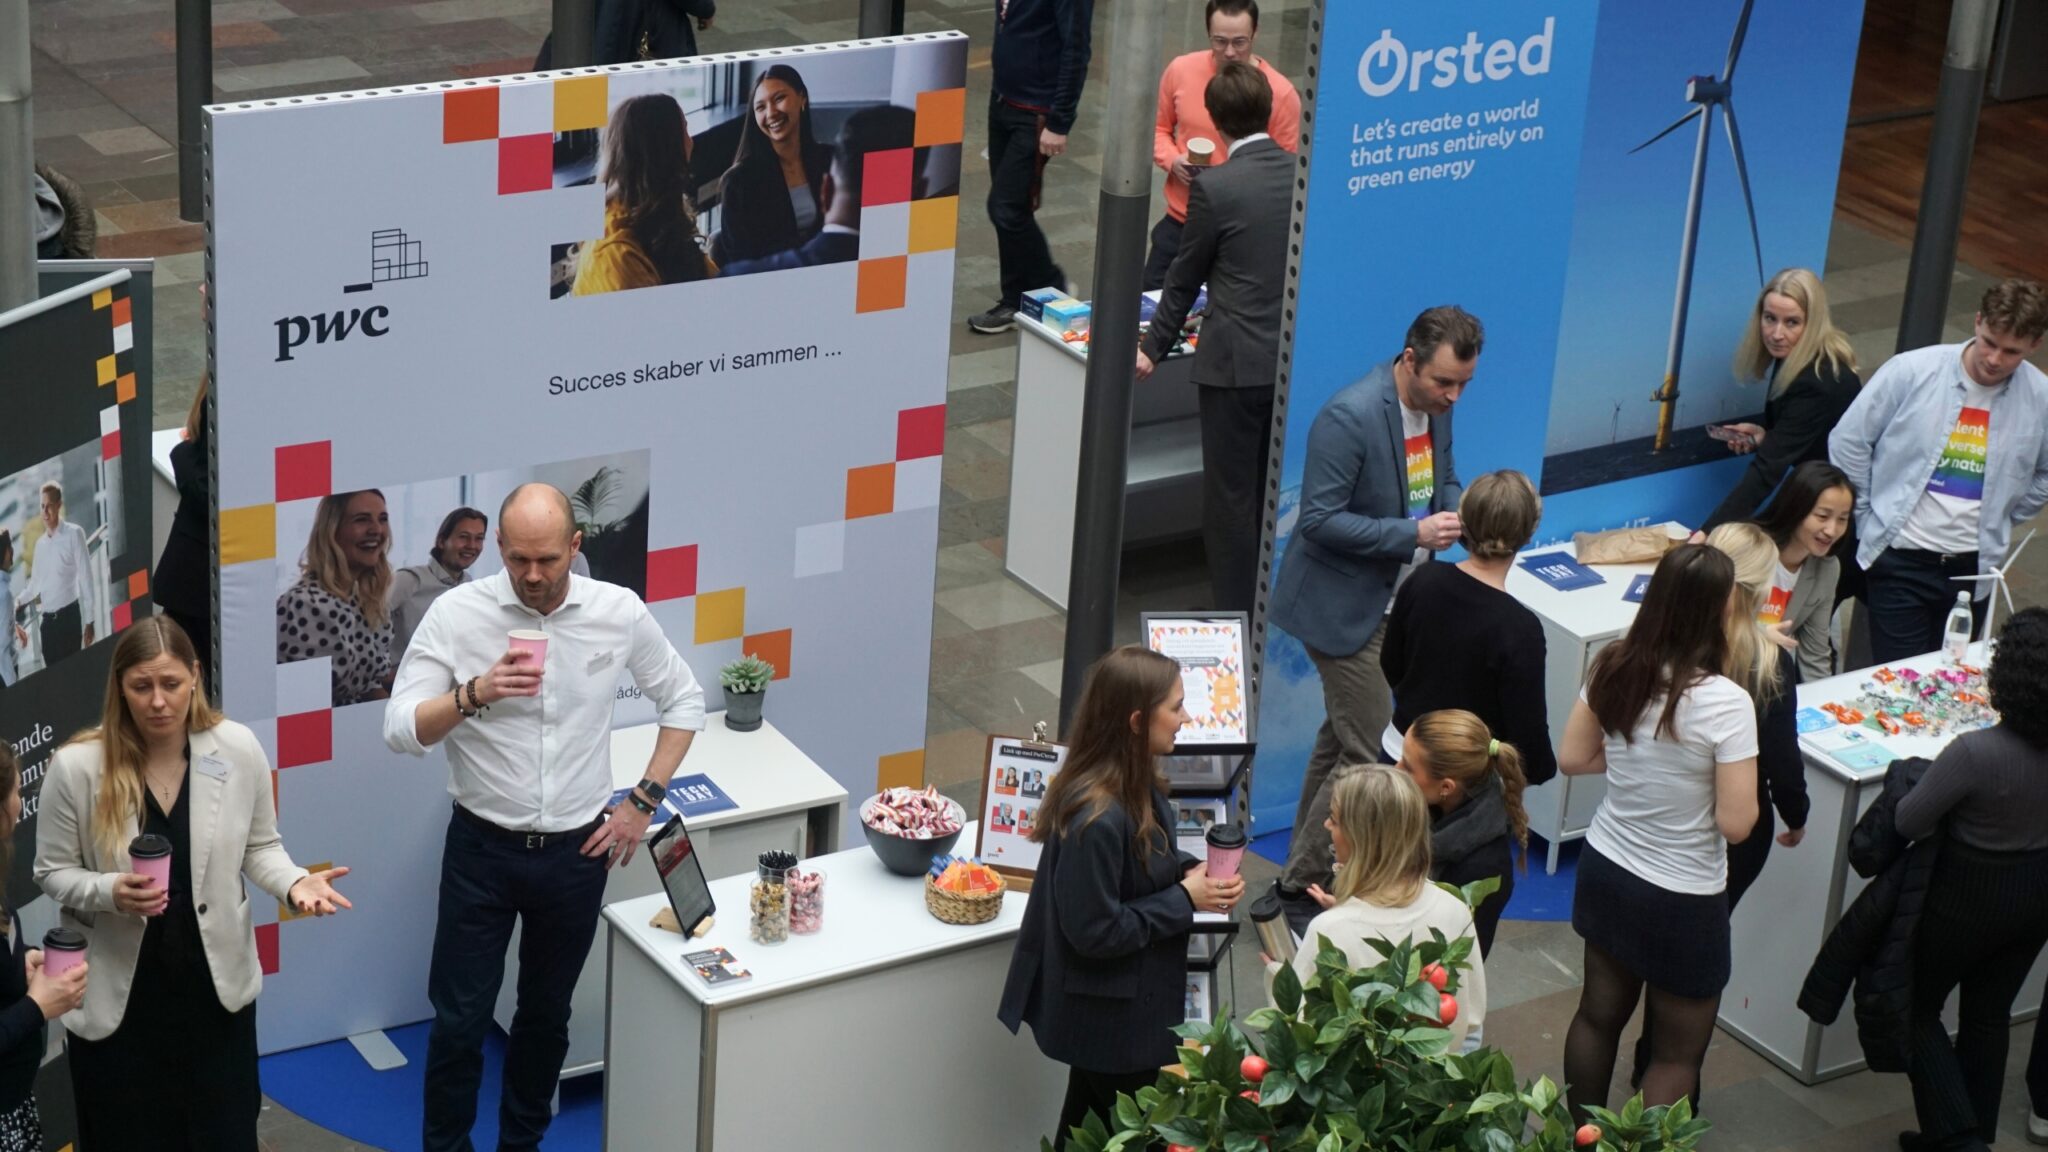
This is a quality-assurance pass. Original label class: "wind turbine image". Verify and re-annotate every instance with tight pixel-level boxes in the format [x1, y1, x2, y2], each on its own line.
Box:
[1633, 0, 1767, 453]
[1953, 528, 2035, 641]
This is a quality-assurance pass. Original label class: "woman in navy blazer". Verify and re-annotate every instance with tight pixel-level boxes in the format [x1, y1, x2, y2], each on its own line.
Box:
[998, 646, 1243, 1148]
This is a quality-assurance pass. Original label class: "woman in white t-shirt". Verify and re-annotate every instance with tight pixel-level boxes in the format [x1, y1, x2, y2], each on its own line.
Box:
[1272, 764, 1486, 1052]
[1557, 544, 1759, 1120]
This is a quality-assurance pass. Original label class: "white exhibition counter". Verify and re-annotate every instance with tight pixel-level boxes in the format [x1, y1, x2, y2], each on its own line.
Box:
[496, 715, 848, 1076]
[601, 828, 1065, 1151]
[1718, 644, 2047, 1083]
[1504, 526, 1688, 872]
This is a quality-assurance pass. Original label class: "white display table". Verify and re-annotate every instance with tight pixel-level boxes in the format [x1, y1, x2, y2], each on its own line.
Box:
[1503, 526, 1688, 872]
[494, 714, 847, 1077]
[1718, 644, 2047, 1082]
[1004, 308, 1202, 609]
[601, 829, 1066, 1151]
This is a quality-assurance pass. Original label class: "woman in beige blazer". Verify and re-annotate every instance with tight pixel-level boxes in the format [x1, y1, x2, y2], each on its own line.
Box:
[33, 617, 350, 1151]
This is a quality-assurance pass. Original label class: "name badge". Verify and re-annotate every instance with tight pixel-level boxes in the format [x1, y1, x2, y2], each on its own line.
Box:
[195, 753, 231, 781]
[586, 650, 616, 676]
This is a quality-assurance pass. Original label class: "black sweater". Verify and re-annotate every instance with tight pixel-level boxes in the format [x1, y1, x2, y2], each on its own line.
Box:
[0, 919, 46, 1109]
[1702, 359, 1861, 531]
[991, 0, 1095, 135]
[1381, 562, 1558, 786]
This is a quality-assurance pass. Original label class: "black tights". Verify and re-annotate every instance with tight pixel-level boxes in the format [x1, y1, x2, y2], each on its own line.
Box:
[1052, 1066, 1158, 1149]
[1565, 941, 1722, 1121]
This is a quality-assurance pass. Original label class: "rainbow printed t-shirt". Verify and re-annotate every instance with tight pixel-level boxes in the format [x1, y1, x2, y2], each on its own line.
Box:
[1401, 403, 1433, 520]
[1924, 405, 1990, 502]
[1758, 561, 1797, 625]
[1897, 380, 1996, 555]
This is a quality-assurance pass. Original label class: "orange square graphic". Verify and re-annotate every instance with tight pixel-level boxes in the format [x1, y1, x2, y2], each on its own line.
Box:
[877, 749, 925, 792]
[742, 628, 793, 681]
[128, 570, 149, 598]
[116, 373, 138, 403]
[909, 197, 957, 254]
[845, 462, 896, 519]
[444, 86, 500, 144]
[111, 297, 133, 326]
[856, 256, 907, 314]
[914, 88, 966, 147]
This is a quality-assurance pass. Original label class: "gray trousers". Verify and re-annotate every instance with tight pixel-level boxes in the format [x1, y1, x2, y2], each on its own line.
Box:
[1279, 618, 1393, 892]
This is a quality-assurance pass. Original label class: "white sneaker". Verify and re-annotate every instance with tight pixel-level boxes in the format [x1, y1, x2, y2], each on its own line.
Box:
[2029, 1112, 2048, 1146]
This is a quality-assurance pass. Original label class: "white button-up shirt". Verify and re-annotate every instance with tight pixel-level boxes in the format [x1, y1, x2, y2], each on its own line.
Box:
[383, 571, 705, 831]
[31, 520, 93, 615]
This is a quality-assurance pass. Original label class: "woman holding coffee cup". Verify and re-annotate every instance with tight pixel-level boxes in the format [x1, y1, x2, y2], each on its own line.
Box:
[0, 746, 88, 1147]
[34, 617, 351, 1151]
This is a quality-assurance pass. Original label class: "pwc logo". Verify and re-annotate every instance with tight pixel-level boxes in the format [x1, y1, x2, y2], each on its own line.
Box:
[274, 228, 429, 362]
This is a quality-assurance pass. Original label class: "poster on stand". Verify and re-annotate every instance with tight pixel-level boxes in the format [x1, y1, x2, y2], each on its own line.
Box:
[207, 34, 968, 1052]
[1252, 0, 1865, 833]
[977, 734, 1067, 885]
[1143, 611, 1250, 748]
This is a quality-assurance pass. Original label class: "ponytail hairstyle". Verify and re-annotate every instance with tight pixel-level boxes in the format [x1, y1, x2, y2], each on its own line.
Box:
[1327, 765, 1433, 907]
[1705, 522, 1785, 705]
[1402, 710, 1530, 872]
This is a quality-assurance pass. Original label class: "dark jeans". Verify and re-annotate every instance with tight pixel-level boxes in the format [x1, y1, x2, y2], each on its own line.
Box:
[1198, 384, 1275, 615]
[1141, 213, 1183, 292]
[1053, 1066, 1159, 1149]
[40, 601, 81, 662]
[423, 807, 609, 1152]
[986, 95, 1065, 308]
[1908, 842, 2048, 1150]
[1866, 547, 1980, 665]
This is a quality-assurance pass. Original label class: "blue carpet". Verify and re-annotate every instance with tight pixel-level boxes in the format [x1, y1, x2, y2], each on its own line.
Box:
[261, 1022, 603, 1151]
[1241, 830, 1580, 923]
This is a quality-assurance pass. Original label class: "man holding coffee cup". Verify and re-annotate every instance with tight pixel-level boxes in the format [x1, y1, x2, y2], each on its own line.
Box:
[385, 483, 705, 1152]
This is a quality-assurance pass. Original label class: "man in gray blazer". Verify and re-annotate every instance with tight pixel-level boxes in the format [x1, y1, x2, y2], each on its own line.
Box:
[1264, 306, 1482, 919]
[1137, 60, 1294, 614]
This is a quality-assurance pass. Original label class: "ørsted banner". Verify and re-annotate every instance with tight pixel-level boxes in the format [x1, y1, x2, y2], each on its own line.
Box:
[1254, 1, 1863, 832]
[208, 35, 968, 1052]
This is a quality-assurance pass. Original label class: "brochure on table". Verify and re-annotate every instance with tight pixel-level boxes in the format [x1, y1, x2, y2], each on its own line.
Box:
[977, 733, 1069, 886]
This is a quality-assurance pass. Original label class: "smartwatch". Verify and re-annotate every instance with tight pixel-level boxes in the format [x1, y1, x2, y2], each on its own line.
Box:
[635, 779, 666, 807]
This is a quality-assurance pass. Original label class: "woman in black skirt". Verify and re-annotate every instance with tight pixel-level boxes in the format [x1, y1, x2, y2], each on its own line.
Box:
[1558, 544, 1759, 1117]
[33, 618, 351, 1151]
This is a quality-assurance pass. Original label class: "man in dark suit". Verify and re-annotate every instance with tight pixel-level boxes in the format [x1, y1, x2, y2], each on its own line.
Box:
[719, 104, 915, 276]
[1136, 61, 1293, 615]
[1264, 306, 1482, 925]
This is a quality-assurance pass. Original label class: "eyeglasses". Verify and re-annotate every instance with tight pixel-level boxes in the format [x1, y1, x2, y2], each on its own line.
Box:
[1209, 36, 1251, 51]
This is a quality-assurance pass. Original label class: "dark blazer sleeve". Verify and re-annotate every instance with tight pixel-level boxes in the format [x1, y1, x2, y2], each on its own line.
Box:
[1434, 408, 1461, 513]
[1047, 0, 1096, 135]
[1497, 613, 1557, 786]
[1141, 172, 1218, 363]
[1296, 396, 1419, 561]
[1703, 365, 1860, 530]
[1052, 809, 1194, 961]
[0, 932, 43, 1065]
[1758, 648, 1808, 829]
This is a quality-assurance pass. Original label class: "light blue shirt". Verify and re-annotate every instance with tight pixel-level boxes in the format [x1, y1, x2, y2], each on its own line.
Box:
[0, 569, 15, 685]
[1829, 341, 2048, 575]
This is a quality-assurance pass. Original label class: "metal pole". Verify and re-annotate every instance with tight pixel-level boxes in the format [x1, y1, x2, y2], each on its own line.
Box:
[1651, 111, 1715, 453]
[176, 0, 212, 223]
[1898, 0, 2001, 350]
[551, 0, 596, 68]
[857, 0, 904, 38]
[0, 0, 36, 310]
[1057, 0, 1165, 734]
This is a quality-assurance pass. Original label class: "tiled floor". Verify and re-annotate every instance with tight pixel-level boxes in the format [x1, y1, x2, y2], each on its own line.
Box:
[24, 0, 2048, 1147]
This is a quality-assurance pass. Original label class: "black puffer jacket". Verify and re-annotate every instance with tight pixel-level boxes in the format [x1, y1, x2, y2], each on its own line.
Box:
[1796, 756, 1937, 1073]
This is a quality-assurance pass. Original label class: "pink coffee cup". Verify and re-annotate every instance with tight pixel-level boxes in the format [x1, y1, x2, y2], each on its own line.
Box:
[1204, 823, 1247, 881]
[129, 833, 172, 902]
[41, 928, 87, 978]
[508, 629, 549, 672]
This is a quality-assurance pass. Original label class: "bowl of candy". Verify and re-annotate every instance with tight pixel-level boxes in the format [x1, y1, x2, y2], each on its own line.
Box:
[860, 786, 966, 876]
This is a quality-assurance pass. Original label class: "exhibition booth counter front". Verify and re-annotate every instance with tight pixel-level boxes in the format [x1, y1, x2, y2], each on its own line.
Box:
[601, 825, 1066, 1152]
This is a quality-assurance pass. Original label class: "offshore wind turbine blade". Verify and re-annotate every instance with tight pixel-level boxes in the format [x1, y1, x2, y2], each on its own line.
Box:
[1722, 101, 1765, 284]
[1630, 106, 1706, 154]
[1724, 0, 1757, 80]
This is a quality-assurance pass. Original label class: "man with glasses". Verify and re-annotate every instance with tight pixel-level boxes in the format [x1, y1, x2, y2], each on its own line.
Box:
[1145, 0, 1300, 291]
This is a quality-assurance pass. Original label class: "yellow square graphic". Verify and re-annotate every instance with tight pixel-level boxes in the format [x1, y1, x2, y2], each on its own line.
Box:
[877, 749, 925, 792]
[554, 75, 609, 132]
[92, 288, 112, 310]
[909, 197, 958, 254]
[277, 861, 331, 921]
[96, 355, 116, 385]
[220, 504, 277, 565]
[694, 587, 746, 644]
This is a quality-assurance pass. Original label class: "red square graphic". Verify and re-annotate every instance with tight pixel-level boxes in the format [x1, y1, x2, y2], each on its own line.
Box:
[444, 87, 499, 144]
[498, 134, 553, 195]
[255, 923, 280, 975]
[275, 441, 332, 503]
[111, 601, 133, 631]
[646, 545, 699, 603]
[896, 404, 946, 461]
[277, 710, 333, 769]
[862, 148, 914, 206]
[100, 431, 120, 461]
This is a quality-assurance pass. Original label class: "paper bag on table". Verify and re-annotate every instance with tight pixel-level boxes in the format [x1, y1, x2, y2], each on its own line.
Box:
[1573, 526, 1677, 566]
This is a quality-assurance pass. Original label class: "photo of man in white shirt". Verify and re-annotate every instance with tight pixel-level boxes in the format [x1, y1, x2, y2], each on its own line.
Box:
[28, 481, 96, 663]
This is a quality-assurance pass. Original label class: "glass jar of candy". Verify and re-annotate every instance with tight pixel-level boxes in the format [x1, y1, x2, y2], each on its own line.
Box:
[750, 852, 796, 945]
[788, 867, 826, 935]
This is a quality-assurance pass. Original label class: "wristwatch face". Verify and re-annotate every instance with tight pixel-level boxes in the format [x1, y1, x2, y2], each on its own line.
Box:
[637, 779, 665, 803]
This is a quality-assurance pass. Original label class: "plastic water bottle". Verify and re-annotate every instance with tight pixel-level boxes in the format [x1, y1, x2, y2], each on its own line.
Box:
[1944, 592, 1973, 664]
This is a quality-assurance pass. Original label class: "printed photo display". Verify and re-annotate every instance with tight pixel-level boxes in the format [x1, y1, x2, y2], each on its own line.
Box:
[1145, 615, 1249, 746]
[976, 736, 1067, 878]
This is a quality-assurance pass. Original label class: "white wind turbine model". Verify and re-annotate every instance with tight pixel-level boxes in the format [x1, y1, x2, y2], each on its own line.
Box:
[1952, 528, 2035, 642]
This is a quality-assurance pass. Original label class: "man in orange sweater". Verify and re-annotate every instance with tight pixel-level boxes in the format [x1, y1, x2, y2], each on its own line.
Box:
[1145, 0, 1301, 291]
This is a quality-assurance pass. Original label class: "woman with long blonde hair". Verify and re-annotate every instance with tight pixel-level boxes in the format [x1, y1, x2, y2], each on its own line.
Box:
[1273, 764, 1487, 1050]
[1703, 269, 1863, 571]
[277, 488, 394, 705]
[1397, 710, 1530, 956]
[36, 616, 349, 1152]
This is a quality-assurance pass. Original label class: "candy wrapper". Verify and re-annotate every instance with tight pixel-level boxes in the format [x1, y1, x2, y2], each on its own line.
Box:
[862, 786, 964, 840]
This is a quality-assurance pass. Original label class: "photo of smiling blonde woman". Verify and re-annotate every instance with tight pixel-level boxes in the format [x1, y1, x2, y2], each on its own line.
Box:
[277, 489, 395, 706]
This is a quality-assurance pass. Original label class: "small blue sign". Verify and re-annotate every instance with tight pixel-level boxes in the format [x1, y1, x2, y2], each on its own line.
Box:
[1623, 574, 1651, 603]
[1518, 551, 1606, 592]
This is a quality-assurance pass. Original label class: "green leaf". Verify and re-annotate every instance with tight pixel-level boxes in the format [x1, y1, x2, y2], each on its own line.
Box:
[1223, 1093, 1274, 1134]
[1398, 982, 1443, 1021]
[1147, 1090, 1185, 1129]
[1259, 1071, 1297, 1109]
[1225, 1133, 1264, 1152]
[1103, 1133, 1143, 1152]
[1479, 1128, 1515, 1152]
[1317, 1135, 1342, 1152]
[1401, 1025, 1455, 1058]
[1464, 1091, 1515, 1115]
[1114, 1093, 1144, 1132]
[1329, 977, 1355, 1014]
[1245, 1006, 1285, 1032]
[1273, 962, 1303, 1016]
[1154, 1116, 1208, 1145]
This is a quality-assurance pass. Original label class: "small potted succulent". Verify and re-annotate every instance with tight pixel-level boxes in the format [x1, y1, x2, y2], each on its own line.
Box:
[720, 653, 775, 732]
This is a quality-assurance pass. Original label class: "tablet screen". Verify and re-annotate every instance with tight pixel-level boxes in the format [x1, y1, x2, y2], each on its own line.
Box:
[648, 815, 715, 937]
